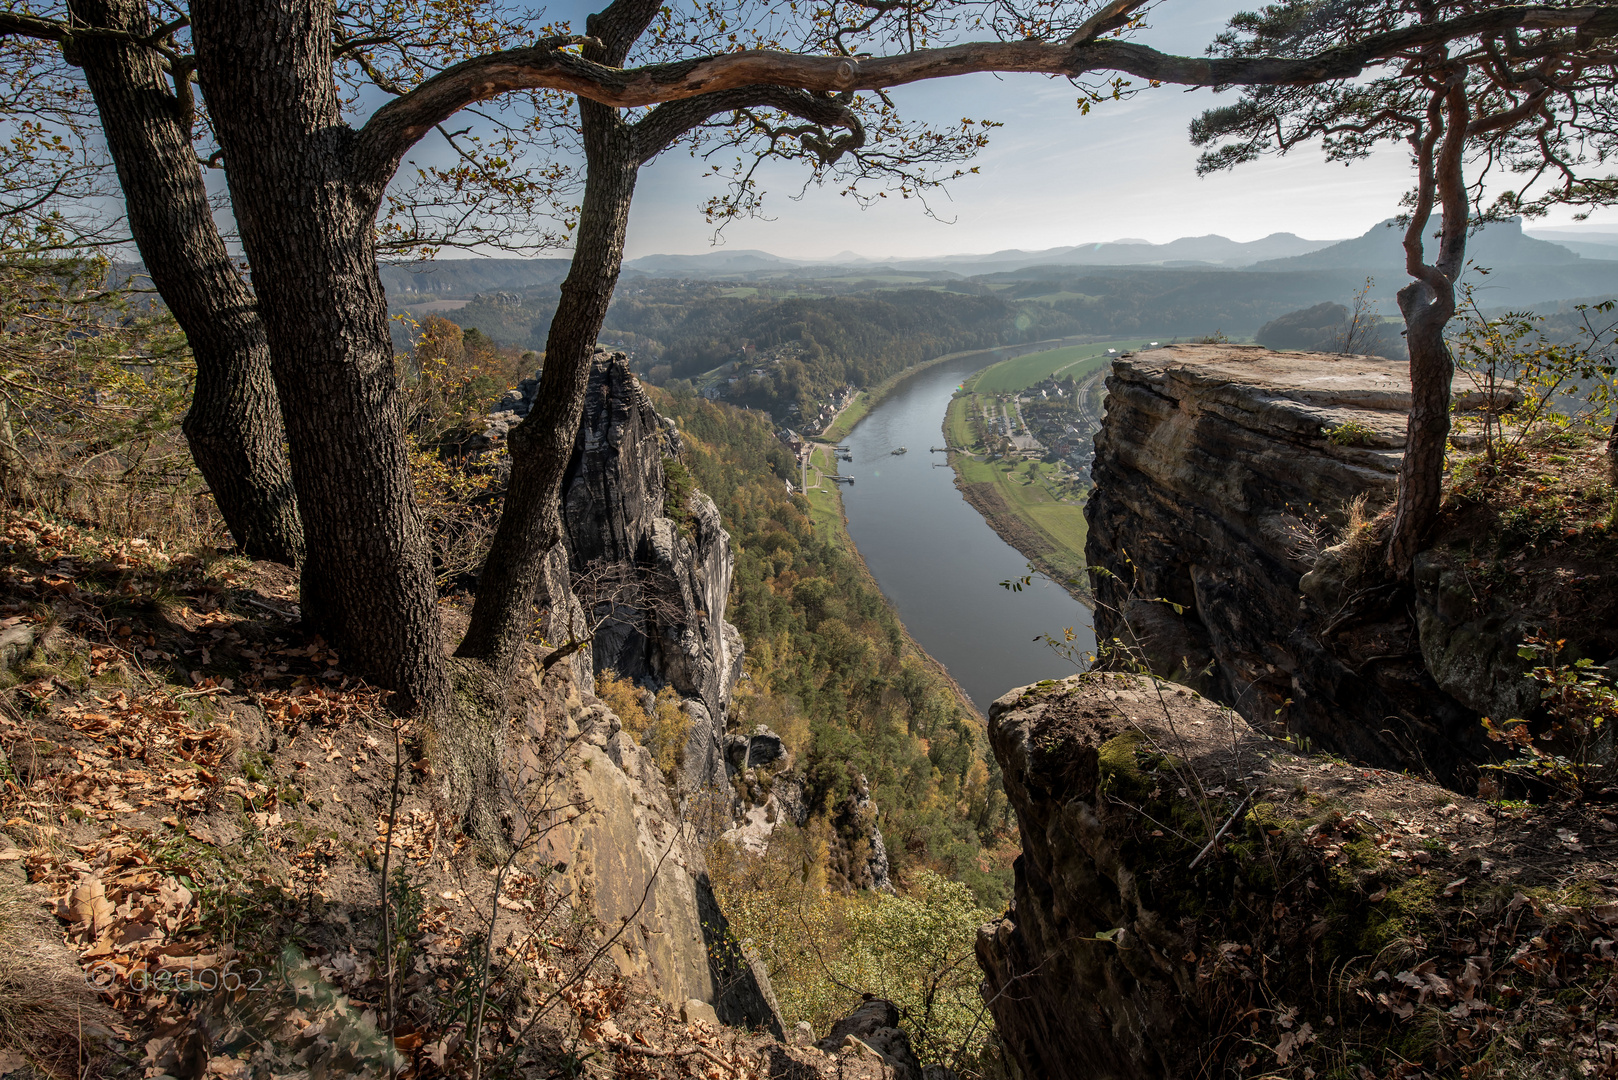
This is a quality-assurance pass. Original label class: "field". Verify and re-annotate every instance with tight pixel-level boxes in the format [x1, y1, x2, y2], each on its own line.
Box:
[966, 340, 1146, 394]
[944, 338, 1147, 597]
[803, 444, 848, 541]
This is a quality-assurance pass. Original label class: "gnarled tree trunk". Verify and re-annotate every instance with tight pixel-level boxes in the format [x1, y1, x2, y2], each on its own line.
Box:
[191, 0, 447, 714]
[1386, 76, 1468, 578]
[67, 0, 303, 566]
[456, 100, 638, 685]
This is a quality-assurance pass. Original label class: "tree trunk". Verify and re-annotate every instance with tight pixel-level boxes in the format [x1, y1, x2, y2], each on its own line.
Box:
[66, 0, 303, 566]
[456, 101, 639, 687]
[191, 0, 447, 715]
[1388, 283, 1455, 574]
[1386, 77, 1468, 578]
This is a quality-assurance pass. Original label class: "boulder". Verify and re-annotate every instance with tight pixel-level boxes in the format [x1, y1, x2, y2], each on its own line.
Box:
[978, 671, 1618, 1080]
[814, 999, 923, 1080]
[0, 623, 33, 674]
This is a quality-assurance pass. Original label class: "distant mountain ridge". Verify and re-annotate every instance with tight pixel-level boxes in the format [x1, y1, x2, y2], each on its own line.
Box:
[378, 258, 572, 297]
[1250, 217, 1584, 272]
[619, 232, 1337, 278]
[371, 235, 1350, 304]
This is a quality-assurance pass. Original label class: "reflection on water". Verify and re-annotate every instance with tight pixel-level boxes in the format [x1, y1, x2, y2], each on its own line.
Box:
[839, 359, 1097, 710]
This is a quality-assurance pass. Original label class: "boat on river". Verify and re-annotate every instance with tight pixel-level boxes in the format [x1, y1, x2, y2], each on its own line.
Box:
[891, 446, 908, 455]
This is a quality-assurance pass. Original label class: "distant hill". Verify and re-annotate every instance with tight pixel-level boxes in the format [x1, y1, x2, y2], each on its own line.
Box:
[373, 234, 1340, 302]
[624, 250, 803, 274]
[908, 232, 1336, 272]
[617, 232, 1339, 279]
[1251, 217, 1580, 272]
[379, 258, 571, 298]
[1243, 217, 1618, 310]
[1535, 239, 1618, 261]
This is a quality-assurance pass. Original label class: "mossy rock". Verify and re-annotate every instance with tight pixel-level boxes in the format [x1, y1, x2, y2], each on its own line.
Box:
[979, 672, 1618, 1080]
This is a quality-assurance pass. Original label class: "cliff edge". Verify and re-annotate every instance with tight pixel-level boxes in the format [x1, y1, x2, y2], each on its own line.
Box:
[977, 672, 1618, 1079]
[1084, 343, 1617, 785]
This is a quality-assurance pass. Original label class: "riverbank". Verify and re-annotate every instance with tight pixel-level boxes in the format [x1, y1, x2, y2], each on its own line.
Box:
[800, 439, 984, 720]
[817, 334, 1106, 444]
[943, 341, 1145, 602]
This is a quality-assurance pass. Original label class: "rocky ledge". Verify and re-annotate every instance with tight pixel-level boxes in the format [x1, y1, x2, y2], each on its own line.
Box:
[1083, 343, 1597, 784]
[977, 672, 1618, 1080]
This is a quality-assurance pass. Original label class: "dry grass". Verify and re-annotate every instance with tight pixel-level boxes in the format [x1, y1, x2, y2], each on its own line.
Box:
[1325, 492, 1395, 583]
[0, 884, 117, 1077]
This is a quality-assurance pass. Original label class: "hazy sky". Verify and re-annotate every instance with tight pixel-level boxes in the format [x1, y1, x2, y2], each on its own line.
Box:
[617, 4, 1618, 260]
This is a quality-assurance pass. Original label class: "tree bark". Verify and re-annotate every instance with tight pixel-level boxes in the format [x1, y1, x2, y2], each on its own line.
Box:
[455, 103, 638, 686]
[1387, 77, 1469, 577]
[1391, 286, 1456, 572]
[191, 0, 447, 715]
[456, 0, 658, 691]
[66, 0, 303, 566]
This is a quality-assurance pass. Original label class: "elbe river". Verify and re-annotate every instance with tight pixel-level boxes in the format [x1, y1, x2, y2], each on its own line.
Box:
[837, 355, 1098, 711]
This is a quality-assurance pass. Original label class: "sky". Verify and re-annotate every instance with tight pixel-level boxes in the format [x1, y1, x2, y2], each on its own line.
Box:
[613, 4, 1618, 260]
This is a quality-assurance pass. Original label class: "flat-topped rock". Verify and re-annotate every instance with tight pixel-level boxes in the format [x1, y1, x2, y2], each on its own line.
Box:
[1115, 343, 1507, 454]
[1086, 345, 1488, 778]
[976, 671, 1618, 1080]
[1124, 343, 1412, 407]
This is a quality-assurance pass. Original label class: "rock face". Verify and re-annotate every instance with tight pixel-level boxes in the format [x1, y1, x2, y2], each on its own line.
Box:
[510, 658, 782, 1034]
[812, 999, 924, 1080]
[558, 351, 745, 808]
[1085, 344, 1498, 781]
[976, 672, 1618, 1080]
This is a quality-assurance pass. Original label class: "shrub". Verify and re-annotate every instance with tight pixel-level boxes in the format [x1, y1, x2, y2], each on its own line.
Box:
[1323, 419, 1376, 447]
[594, 670, 688, 778]
[710, 828, 997, 1075]
[1482, 634, 1617, 793]
[0, 258, 222, 547]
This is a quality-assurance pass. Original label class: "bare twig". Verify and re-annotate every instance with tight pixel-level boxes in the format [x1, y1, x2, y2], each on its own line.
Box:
[1189, 792, 1253, 870]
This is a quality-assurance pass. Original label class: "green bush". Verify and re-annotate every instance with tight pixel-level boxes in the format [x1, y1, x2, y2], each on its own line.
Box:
[711, 828, 997, 1074]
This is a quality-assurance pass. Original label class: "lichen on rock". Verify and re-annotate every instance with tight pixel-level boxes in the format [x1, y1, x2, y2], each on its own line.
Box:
[978, 671, 1618, 1080]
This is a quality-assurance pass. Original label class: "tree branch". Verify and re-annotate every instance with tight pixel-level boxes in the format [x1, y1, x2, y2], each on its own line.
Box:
[0, 11, 71, 41]
[630, 85, 862, 164]
[352, 4, 1618, 195]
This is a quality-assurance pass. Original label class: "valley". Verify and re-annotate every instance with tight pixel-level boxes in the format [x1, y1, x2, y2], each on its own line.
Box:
[11, 3, 1618, 1077]
[939, 339, 1142, 595]
[797, 353, 1098, 710]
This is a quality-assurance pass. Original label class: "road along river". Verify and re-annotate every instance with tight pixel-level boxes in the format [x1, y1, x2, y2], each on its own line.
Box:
[836, 356, 1098, 711]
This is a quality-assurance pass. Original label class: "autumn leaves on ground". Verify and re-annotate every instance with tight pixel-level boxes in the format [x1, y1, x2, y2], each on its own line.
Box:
[0, 267, 1016, 1077]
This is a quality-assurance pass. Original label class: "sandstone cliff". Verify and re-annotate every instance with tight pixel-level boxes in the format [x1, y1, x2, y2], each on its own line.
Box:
[559, 351, 746, 809]
[507, 654, 783, 1032]
[1083, 343, 1618, 785]
[977, 672, 1618, 1080]
[484, 349, 892, 902]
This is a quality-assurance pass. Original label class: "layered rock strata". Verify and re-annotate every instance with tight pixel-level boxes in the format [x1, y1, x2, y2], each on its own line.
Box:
[1085, 344, 1500, 781]
[558, 351, 745, 808]
[977, 672, 1618, 1080]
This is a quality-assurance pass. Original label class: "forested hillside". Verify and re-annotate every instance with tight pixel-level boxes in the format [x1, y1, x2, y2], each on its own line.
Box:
[651, 389, 1018, 906]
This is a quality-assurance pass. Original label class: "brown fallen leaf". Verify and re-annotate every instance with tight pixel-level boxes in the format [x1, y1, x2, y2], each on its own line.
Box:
[64, 876, 115, 938]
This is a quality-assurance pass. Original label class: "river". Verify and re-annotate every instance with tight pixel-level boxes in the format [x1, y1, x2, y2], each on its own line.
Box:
[838, 356, 1098, 711]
